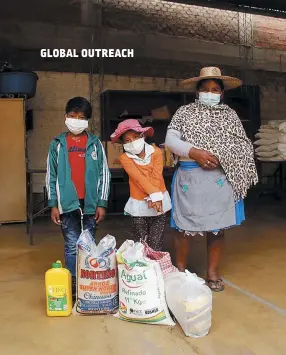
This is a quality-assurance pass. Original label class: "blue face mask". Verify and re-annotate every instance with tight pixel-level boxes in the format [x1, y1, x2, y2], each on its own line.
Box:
[199, 92, 221, 107]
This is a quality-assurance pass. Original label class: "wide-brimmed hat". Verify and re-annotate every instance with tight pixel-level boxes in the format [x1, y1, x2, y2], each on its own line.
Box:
[110, 119, 154, 143]
[181, 67, 242, 91]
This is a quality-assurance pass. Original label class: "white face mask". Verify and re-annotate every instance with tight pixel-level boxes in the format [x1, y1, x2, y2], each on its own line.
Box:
[65, 117, 88, 135]
[199, 92, 221, 107]
[123, 137, 145, 155]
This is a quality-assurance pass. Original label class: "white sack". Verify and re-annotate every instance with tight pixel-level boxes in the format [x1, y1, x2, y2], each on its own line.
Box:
[255, 132, 282, 140]
[278, 135, 286, 144]
[116, 240, 175, 326]
[255, 143, 278, 153]
[278, 122, 286, 132]
[256, 150, 279, 158]
[254, 138, 278, 146]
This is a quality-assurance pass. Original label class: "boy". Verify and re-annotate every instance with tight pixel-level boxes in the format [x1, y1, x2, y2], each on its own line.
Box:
[46, 97, 110, 298]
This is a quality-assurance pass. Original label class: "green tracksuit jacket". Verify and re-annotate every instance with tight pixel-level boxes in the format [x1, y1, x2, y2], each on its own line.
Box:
[45, 132, 111, 215]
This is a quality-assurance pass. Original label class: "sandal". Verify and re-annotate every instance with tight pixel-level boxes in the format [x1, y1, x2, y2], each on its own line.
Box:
[207, 278, 225, 292]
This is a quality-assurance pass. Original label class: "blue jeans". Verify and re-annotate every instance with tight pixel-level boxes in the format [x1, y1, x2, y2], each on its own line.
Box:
[61, 210, 97, 277]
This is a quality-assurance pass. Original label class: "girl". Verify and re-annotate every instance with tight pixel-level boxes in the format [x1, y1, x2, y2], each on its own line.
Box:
[111, 119, 172, 250]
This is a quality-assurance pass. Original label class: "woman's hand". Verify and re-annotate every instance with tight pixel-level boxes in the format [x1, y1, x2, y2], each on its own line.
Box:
[189, 148, 219, 170]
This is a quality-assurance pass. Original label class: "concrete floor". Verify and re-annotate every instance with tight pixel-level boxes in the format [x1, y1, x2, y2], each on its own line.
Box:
[1, 200, 286, 355]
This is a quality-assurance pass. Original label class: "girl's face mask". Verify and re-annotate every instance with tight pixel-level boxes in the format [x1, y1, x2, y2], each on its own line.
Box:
[123, 137, 145, 155]
[65, 117, 88, 135]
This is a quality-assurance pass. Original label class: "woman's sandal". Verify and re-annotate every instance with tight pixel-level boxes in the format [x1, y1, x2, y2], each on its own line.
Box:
[207, 279, 225, 292]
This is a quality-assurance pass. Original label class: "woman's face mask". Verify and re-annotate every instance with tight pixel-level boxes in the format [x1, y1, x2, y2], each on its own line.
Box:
[123, 137, 145, 155]
[199, 92, 221, 107]
[65, 117, 88, 135]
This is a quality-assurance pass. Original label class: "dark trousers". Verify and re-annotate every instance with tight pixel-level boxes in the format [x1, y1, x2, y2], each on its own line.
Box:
[61, 207, 97, 277]
[132, 214, 166, 251]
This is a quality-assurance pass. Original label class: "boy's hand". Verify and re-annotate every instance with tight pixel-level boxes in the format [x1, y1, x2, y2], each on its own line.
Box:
[95, 207, 106, 224]
[51, 207, 61, 225]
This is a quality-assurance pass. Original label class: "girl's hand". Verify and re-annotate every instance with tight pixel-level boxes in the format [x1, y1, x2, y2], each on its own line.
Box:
[152, 201, 163, 214]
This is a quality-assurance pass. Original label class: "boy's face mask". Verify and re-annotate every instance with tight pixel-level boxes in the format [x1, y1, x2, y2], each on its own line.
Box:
[123, 137, 145, 155]
[65, 117, 88, 135]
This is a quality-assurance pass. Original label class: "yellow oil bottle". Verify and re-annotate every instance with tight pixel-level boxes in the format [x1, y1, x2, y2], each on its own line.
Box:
[45, 260, 72, 317]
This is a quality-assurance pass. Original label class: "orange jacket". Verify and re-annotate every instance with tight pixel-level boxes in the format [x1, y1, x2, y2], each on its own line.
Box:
[119, 147, 167, 201]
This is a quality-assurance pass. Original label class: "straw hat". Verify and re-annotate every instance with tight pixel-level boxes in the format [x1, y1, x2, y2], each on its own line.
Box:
[110, 119, 154, 143]
[181, 67, 242, 91]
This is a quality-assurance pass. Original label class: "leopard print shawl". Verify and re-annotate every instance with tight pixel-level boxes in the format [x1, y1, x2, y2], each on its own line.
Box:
[168, 100, 258, 201]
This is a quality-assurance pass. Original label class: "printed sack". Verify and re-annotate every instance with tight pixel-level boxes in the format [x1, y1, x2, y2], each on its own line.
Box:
[74, 230, 119, 314]
[116, 240, 175, 326]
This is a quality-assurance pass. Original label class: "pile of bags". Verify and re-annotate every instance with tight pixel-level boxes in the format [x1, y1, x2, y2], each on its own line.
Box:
[254, 121, 286, 161]
[73, 229, 213, 338]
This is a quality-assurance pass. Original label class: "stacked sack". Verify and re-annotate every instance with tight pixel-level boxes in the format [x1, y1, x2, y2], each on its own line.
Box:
[254, 120, 286, 161]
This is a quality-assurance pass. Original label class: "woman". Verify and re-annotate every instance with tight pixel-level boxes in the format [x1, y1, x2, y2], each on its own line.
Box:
[165, 67, 258, 292]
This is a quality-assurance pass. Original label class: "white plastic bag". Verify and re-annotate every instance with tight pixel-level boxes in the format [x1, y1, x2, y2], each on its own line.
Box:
[74, 230, 119, 315]
[165, 270, 212, 338]
[116, 240, 175, 326]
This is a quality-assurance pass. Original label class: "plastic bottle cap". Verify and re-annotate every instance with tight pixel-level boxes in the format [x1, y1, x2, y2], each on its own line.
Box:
[52, 262, 61, 268]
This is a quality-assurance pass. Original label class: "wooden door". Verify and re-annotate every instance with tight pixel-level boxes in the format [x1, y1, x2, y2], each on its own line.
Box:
[0, 99, 26, 223]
